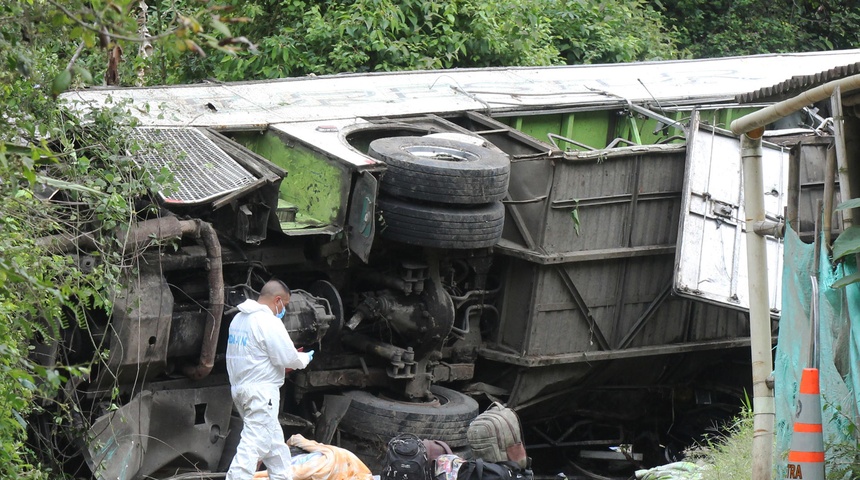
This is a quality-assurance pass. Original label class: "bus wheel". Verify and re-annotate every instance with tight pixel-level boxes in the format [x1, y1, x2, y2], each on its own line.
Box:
[377, 196, 505, 249]
[369, 136, 510, 205]
[337, 385, 479, 447]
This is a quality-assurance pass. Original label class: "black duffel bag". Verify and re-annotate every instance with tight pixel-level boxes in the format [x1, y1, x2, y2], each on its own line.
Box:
[456, 459, 533, 480]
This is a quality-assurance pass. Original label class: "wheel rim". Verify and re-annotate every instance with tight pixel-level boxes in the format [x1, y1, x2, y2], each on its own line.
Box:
[403, 145, 480, 163]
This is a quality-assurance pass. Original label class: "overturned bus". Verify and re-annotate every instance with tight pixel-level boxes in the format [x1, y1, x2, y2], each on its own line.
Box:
[43, 50, 860, 479]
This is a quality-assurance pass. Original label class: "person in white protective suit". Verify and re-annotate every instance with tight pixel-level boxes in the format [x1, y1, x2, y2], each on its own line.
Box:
[226, 279, 315, 480]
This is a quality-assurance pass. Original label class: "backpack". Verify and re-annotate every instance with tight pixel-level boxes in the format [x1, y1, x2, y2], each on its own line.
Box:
[466, 403, 528, 469]
[382, 433, 432, 480]
[456, 459, 533, 480]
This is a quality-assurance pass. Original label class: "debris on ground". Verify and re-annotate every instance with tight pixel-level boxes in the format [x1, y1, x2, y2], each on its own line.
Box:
[634, 461, 707, 480]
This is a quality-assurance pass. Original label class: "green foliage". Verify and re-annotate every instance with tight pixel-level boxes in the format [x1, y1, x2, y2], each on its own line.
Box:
[1, 0, 254, 93]
[570, 202, 581, 236]
[545, 0, 680, 64]
[0, 94, 168, 476]
[658, 0, 860, 58]
[828, 200, 860, 288]
[165, 0, 562, 82]
[823, 400, 860, 480]
[836, 198, 860, 212]
[684, 403, 754, 479]
[831, 272, 860, 290]
[153, 0, 684, 82]
[832, 226, 860, 261]
[0, 1, 225, 476]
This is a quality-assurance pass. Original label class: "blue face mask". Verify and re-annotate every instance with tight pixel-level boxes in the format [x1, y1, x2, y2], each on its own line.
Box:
[275, 299, 286, 319]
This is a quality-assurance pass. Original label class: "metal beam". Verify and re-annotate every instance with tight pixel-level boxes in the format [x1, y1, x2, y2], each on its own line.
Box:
[503, 195, 538, 251]
[617, 284, 672, 350]
[555, 266, 611, 351]
[478, 337, 754, 367]
[495, 241, 675, 265]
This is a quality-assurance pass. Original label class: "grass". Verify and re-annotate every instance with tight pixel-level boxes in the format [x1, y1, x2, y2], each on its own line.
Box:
[682, 400, 860, 480]
[683, 406, 753, 480]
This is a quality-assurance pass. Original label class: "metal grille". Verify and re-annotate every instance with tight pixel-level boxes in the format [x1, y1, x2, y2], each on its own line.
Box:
[132, 127, 257, 204]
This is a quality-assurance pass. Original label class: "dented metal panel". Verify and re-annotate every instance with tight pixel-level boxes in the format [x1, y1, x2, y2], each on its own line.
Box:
[230, 129, 350, 233]
[675, 115, 786, 313]
[495, 141, 752, 364]
[64, 51, 860, 129]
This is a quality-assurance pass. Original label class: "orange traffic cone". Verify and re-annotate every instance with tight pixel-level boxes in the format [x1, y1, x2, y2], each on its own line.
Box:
[785, 368, 825, 480]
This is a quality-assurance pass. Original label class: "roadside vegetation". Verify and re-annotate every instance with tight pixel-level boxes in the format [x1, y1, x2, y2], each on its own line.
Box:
[3, 0, 860, 476]
[684, 407, 753, 479]
[684, 401, 860, 479]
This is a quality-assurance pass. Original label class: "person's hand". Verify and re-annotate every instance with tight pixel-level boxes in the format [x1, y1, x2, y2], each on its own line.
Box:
[306, 350, 315, 362]
[286, 347, 306, 374]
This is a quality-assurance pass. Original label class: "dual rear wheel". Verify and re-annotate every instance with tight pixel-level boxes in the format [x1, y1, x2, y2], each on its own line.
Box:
[369, 136, 510, 249]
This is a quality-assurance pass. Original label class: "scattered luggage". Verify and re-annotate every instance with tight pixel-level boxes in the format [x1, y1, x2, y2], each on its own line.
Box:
[455, 459, 532, 480]
[381, 433, 433, 480]
[434, 454, 466, 480]
[422, 439, 453, 462]
[466, 403, 528, 469]
[287, 434, 374, 480]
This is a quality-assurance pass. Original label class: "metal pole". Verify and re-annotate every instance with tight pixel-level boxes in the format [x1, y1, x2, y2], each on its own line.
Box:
[730, 73, 860, 135]
[741, 128, 775, 480]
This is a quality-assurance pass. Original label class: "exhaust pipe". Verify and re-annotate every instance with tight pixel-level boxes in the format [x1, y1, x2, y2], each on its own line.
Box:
[182, 220, 224, 380]
[37, 216, 225, 380]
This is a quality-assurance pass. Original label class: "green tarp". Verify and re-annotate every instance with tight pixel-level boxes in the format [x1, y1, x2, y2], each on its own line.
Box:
[774, 225, 860, 478]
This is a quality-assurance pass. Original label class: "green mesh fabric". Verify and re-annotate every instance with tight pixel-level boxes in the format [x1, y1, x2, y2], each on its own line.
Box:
[774, 225, 860, 478]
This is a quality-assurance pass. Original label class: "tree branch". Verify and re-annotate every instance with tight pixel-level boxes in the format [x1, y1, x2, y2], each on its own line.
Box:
[65, 41, 85, 71]
[46, 0, 179, 43]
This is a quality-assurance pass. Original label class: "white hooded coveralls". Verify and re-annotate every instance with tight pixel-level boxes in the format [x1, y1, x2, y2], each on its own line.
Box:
[226, 299, 312, 480]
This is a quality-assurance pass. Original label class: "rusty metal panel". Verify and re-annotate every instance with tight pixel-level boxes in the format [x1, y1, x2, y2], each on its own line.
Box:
[687, 301, 750, 340]
[498, 145, 689, 358]
[628, 298, 689, 348]
[527, 256, 677, 356]
[527, 265, 604, 356]
[103, 272, 173, 385]
[608, 255, 676, 346]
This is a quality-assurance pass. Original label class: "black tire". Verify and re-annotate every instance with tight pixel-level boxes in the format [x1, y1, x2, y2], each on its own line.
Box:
[338, 386, 479, 447]
[369, 136, 510, 204]
[378, 196, 505, 249]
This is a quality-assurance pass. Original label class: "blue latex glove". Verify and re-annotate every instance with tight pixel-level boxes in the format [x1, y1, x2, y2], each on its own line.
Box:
[306, 349, 315, 362]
